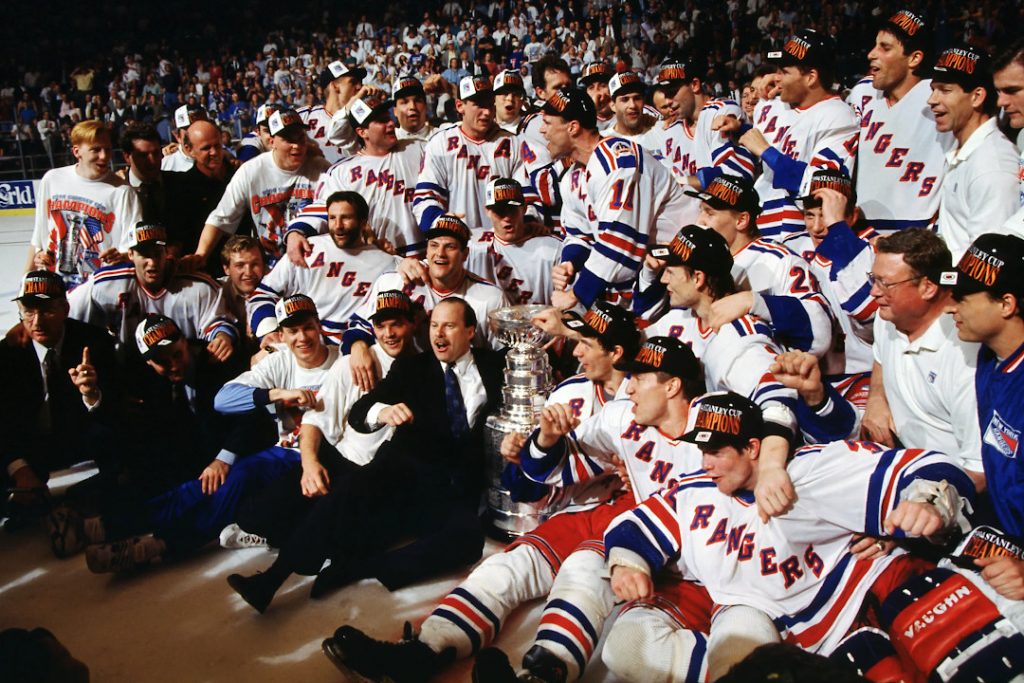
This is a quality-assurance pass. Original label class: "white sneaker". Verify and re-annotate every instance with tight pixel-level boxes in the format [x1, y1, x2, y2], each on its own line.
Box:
[219, 523, 268, 549]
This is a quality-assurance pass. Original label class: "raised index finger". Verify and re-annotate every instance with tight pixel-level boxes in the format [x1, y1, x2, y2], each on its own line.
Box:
[82, 346, 91, 366]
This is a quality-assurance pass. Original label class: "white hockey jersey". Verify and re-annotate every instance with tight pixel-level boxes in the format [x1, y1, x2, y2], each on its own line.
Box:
[605, 440, 973, 655]
[646, 99, 756, 185]
[466, 228, 561, 305]
[856, 80, 954, 233]
[68, 263, 237, 348]
[247, 237, 398, 340]
[299, 104, 347, 164]
[287, 140, 425, 257]
[31, 165, 143, 290]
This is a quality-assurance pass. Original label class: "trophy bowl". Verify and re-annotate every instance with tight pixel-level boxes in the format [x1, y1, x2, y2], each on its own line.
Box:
[488, 304, 551, 350]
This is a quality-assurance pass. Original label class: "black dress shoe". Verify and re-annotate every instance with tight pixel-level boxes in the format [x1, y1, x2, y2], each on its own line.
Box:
[322, 625, 453, 683]
[227, 572, 281, 614]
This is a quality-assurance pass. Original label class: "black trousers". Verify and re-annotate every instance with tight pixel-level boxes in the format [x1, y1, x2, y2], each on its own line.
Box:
[249, 443, 484, 591]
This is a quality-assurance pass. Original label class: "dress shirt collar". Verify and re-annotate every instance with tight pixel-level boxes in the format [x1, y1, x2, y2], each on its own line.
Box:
[947, 117, 999, 167]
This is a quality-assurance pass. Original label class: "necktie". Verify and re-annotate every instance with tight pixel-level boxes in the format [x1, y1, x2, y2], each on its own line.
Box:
[38, 348, 57, 432]
[444, 364, 470, 441]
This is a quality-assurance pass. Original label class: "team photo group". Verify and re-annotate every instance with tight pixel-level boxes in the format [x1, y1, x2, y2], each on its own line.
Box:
[3, 0, 1024, 680]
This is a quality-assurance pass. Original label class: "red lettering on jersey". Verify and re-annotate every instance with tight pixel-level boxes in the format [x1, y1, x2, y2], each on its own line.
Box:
[609, 179, 635, 211]
[886, 147, 909, 168]
[780, 556, 804, 588]
[354, 282, 371, 297]
[804, 545, 824, 577]
[327, 262, 343, 278]
[707, 518, 728, 544]
[309, 252, 325, 268]
[394, 180, 406, 196]
[466, 154, 480, 170]
[900, 161, 924, 182]
[650, 460, 674, 484]
[476, 164, 491, 180]
[690, 504, 714, 530]
[760, 548, 778, 575]
[726, 524, 747, 555]
[567, 398, 585, 417]
[773, 125, 791, 145]
[405, 188, 415, 203]
[737, 533, 755, 561]
[873, 133, 892, 154]
[366, 170, 378, 186]
[350, 166, 363, 182]
[495, 138, 512, 158]
[860, 109, 874, 128]
[864, 121, 883, 141]
[521, 140, 536, 163]
[919, 176, 936, 197]
[621, 421, 645, 441]
[842, 134, 859, 157]
[634, 440, 655, 462]
[457, 146, 469, 160]
[447, 136, 460, 152]
[763, 115, 777, 134]
[313, 126, 326, 140]
[341, 272, 356, 286]
[479, 231, 495, 243]
[781, 137, 797, 158]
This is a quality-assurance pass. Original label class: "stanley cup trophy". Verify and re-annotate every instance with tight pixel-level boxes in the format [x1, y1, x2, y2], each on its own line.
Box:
[484, 304, 555, 538]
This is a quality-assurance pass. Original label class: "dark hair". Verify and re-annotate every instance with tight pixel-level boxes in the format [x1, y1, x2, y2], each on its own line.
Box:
[654, 369, 707, 404]
[754, 64, 778, 79]
[532, 55, 571, 92]
[220, 234, 263, 267]
[597, 324, 641, 361]
[798, 64, 837, 93]
[876, 228, 952, 282]
[993, 37, 1024, 72]
[120, 121, 160, 151]
[434, 296, 477, 328]
[684, 265, 738, 301]
[325, 191, 370, 223]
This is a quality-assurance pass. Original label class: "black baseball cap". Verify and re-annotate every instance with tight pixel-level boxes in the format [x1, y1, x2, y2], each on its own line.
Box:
[14, 270, 66, 303]
[425, 215, 471, 247]
[580, 62, 614, 85]
[941, 233, 1024, 300]
[127, 221, 168, 250]
[796, 169, 855, 207]
[135, 314, 183, 359]
[655, 61, 702, 86]
[391, 76, 425, 99]
[614, 335, 701, 379]
[320, 60, 367, 89]
[562, 301, 638, 350]
[683, 391, 764, 449]
[880, 10, 930, 55]
[608, 71, 646, 99]
[348, 95, 394, 128]
[930, 44, 992, 90]
[369, 290, 415, 323]
[685, 176, 761, 215]
[542, 88, 598, 130]
[275, 294, 319, 327]
[485, 178, 525, 208]
[650, 225, 734, 276]
[767, 29, 835, 73]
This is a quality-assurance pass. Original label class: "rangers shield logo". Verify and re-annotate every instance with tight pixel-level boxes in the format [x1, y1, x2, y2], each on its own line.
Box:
[983, 410, 1020, 458]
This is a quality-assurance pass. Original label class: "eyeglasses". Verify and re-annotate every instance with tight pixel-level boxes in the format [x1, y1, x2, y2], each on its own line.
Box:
[866, 272, 923, 293]
[18, 308, 61, 321]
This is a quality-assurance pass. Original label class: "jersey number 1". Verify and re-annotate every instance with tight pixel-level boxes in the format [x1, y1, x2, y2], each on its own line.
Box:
[608, 179, 635, 211]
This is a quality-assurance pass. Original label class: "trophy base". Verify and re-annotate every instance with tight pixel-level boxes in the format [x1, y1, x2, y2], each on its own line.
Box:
[484, 414, 552, 538]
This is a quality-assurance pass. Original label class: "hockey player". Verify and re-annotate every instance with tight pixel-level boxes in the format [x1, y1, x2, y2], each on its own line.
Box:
[856, 10, 954, 234]
[30, 120, 143, 290]
[540, 88, 695, 311]
[342, 215, 510, 391]
[236, 103, 281, 163]
[466, 177, 561, 305]
[187, 109, 330, 271]
[493, 69, 527, 134]
[413, 75, 539, 233]
[516, 56, 573, 211]
[69, 222, 237, 359]
[648, 62, 756, 187]
[321, 334, 702, 683]
[606, 71, 658, 144]
[721, 30, 859, 239]
[247, 191, 397, 343]
[602, 392, 983, 682]
[579, 62, 616, 133]
[392, 76, 435, 143]
[635, 175, 834, 359]
[929, 44, 1020, 259]
[300, 60, 368, 163]
[286, 96, 425, 259]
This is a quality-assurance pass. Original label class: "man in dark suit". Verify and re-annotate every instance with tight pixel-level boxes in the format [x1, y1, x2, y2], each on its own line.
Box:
[0, 271, 120, 516]
[82, 313, 276, 572]
[228, 297, 505, 613]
